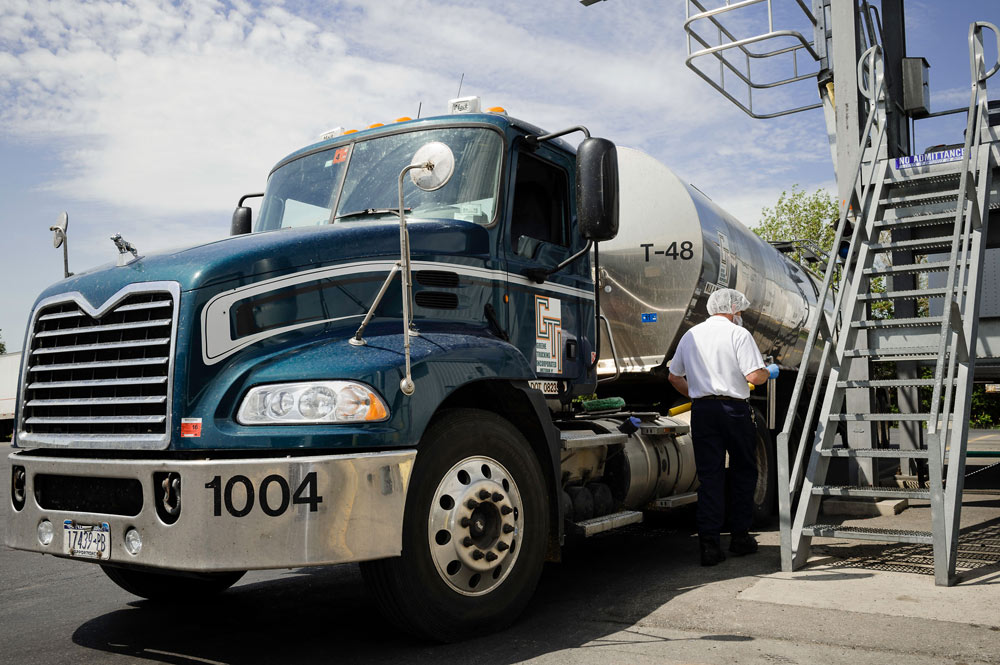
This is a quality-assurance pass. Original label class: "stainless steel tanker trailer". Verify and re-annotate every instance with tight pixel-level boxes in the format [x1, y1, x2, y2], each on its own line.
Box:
[597, 147, 828, 392]
[577, 147, 832, 522]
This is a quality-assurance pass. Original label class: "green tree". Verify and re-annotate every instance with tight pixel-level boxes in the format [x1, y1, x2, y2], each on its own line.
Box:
[0, 330, 6, 355]
[753, 185, 838, 277]
[753, 185, 895, 319]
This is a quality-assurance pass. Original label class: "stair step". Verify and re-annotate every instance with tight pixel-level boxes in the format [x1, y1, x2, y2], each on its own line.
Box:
[835, 378, 944, 388]
[812, 485, 930, 500]
[822, 448, 930, 459]
[873, 212, 957, 230]
[880, 190, 960, 206]
[864, 260, 953, 276]
[851, 316, 946, 329]
[569, 510, 643, 537]
[829, 413, 952, 422]
[885, 169, 963, 186]
[843, 346, 940, 360]
[560, 430, 628, 450]
[866, 235, 958, 252]
[801, 524, 933, 545]
[857, 287, 963, 301]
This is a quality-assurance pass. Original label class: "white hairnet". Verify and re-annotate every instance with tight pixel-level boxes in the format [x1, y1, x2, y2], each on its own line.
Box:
[706, 288, 751, 316]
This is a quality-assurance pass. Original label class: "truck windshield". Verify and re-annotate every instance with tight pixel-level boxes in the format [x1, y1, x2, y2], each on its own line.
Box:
[255, 127, 503, 232]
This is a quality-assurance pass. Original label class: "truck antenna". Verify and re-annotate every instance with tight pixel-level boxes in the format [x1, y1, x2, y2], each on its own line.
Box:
[456, 73, 464, 97]
[417, 102, 422, 119]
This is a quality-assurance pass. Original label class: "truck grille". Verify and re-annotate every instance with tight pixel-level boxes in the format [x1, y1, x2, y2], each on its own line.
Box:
[20, 285, 178, 449]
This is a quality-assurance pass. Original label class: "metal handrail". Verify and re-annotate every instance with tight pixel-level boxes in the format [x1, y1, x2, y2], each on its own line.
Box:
[788, 49, 889, 492]
[777, 45, 888, 570]
[933, 22, 999, 455]
[684, 0, 823, 119]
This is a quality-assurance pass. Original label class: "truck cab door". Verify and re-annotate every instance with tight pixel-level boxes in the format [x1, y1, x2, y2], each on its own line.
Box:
[503, 143, 595, 391]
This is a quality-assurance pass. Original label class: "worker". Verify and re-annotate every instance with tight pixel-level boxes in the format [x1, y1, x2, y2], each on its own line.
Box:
[667, 288, 779, 566]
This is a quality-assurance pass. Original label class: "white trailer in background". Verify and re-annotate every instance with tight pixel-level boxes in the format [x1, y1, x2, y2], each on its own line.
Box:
[1, 352, 21, 440]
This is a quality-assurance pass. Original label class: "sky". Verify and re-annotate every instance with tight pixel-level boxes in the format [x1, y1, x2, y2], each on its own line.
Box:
[0, 0, 996, 352]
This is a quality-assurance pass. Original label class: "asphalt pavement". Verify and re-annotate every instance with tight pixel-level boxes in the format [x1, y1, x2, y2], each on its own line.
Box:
[2, 444, 999, 665]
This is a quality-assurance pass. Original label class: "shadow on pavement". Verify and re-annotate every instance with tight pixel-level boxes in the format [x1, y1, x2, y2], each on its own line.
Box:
[71, 513, 770, 664]
[812, 513, 1000, 583]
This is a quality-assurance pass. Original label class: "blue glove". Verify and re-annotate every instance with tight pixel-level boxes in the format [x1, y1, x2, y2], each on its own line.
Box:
[766, 363, 780, 379]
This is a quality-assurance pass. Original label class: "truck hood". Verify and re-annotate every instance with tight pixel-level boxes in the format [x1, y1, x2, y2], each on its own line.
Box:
[35, 219, 492, 307]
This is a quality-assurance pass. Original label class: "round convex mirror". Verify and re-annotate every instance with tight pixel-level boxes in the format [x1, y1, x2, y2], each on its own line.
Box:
[409, 142, 455, 192]
[51, 211, 69, 248]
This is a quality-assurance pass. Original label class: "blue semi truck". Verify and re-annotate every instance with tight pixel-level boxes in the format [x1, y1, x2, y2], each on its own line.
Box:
[5, 97, 825, 640]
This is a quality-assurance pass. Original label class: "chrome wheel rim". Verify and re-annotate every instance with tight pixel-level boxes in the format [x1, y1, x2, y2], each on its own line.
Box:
[427, 455, 523, 596]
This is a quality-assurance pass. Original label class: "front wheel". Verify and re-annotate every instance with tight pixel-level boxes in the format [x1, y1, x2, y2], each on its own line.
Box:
[101, 565, 245, 601]
[361, 408, 549, 642]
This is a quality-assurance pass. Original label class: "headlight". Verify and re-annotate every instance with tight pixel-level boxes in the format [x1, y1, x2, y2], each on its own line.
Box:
[237, 381, 389, 425]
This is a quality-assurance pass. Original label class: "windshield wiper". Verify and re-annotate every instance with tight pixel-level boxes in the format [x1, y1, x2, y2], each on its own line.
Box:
[335, 207, 410, 220]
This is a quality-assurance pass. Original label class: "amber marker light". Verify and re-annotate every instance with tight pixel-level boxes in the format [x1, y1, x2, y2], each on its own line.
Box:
[365, 392, 389, 421]
[395, 117, 412, 122]
[368, 123, 385, 128]
[487, 106, 507, 114]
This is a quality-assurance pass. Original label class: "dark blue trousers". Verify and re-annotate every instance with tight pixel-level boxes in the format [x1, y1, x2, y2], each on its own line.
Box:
[690, 399, 757, 540]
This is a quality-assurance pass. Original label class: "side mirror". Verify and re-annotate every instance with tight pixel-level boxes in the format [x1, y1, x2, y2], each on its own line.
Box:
[231, 193, 264, 236]
[576, 137, 619, 242]
[50, 211, 72, 278]
[409, 141, 455, 191]
[231, 207, 252, 236]
[51, 211, 68, 248]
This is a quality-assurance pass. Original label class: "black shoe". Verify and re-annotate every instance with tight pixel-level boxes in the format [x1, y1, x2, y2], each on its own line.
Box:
[729, 532, 758, 556]
[700, 536, 726, 567]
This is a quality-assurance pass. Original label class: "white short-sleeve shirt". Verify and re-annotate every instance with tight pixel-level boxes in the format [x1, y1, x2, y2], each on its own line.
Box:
[668, 315, 766, 399]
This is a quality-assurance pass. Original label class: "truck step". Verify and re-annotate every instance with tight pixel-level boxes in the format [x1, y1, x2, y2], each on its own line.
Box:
[648, 491, 698, 510]
[560, 430, 628, 450]
[850, 316, 945, 329]
[569, 510, 643, 537]
[821, 448, 931, 459]
[801, 524, 933, 545]
[811, 485, 930, 500]
[640, 422, 690, 436]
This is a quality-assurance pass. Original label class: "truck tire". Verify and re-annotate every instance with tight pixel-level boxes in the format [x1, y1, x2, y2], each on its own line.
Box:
[751, 406, 776, 525]
[360, 408, 549, 642]
[101, 565, 245, 601]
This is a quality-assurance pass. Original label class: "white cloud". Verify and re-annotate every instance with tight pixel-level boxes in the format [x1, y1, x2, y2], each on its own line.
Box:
[1, 0, 821, 224]
[0, 0, 840, 347]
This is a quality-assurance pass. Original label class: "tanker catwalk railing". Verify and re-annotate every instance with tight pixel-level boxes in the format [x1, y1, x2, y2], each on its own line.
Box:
[684, 0, 823, 119]
[929, 21, 999, 582]
[776, 45, 889, 573]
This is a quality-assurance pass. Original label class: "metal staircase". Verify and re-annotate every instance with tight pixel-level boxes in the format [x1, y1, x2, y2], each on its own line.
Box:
[776, 22, 1000, 586]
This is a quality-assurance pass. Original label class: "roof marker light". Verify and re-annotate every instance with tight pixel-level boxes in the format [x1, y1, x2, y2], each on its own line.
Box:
[395, 117, 412, 122]
[344, 129, 358, 135]
[487, 106, 507, 115]
[449, 96, 482, 114]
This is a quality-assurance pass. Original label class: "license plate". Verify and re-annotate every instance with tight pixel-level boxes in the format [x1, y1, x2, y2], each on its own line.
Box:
[63, 520, 111, 560]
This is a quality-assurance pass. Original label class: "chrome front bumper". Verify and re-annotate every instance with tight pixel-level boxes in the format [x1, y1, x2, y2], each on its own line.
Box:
[5, 449, 415, 572]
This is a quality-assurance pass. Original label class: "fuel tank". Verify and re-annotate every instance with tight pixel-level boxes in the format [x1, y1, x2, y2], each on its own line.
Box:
[597, 147, 828, 375]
